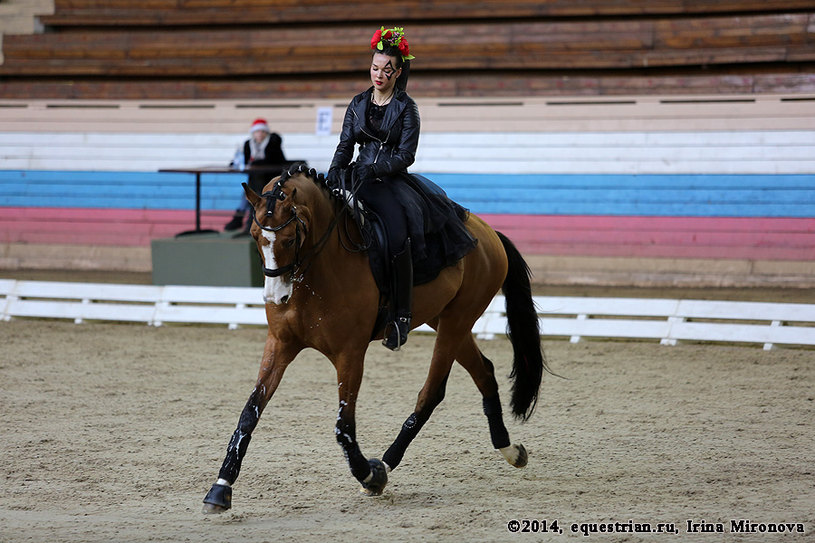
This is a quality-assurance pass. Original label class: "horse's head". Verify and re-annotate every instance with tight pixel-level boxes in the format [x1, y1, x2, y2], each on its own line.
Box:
[244, 169, 316, 305]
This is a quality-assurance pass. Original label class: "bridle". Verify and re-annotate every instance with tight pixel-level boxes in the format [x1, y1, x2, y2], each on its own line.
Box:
[250, 179, 307, 278]
[250, 178, 345, 279]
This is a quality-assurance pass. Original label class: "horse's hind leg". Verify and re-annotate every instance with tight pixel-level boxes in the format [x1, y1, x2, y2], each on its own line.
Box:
[455, 334, 528, 468]
[381, 323, 460, 474]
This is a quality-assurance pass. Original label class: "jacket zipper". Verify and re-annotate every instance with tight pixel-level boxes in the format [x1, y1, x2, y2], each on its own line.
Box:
[352, 108, 390, 166]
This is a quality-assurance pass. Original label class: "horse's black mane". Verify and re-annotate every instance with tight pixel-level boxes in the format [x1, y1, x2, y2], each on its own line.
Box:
[276, 162, 368, 252]
[263, 162, 341, 215]
[278, 163, 339, 202]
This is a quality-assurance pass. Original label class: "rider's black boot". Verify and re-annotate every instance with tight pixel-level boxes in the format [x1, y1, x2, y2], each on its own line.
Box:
[383, 239, 413, 351]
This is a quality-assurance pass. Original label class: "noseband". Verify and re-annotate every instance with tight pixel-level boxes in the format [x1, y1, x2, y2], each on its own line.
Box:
[251, 181, 307, 278]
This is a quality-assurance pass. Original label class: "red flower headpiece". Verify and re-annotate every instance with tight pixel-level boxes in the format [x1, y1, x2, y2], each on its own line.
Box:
[370, 26, 415, 62]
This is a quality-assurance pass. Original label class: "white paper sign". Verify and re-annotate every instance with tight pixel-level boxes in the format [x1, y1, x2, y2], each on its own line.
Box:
[315, 107, 333, 136]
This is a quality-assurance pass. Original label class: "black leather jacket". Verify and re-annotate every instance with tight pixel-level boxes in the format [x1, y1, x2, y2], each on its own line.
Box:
[329, 87, 420, 181]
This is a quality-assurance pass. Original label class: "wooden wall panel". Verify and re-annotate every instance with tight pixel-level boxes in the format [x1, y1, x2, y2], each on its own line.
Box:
[1, 3, 811, 99]
[41, 1, 815, 26]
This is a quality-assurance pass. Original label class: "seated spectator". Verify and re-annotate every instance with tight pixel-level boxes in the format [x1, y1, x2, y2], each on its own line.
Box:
[224, 118, 286, 231]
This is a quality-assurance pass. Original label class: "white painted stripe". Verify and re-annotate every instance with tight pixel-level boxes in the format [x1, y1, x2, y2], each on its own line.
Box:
[2, 130, 814, 174]
[2, 94, 813, 135]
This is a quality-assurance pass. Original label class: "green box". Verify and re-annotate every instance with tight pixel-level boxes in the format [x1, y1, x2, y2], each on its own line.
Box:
[151, 233, 263, 287]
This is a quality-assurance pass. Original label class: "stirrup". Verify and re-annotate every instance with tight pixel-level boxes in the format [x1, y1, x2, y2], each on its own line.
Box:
[383, 314, 411, 351]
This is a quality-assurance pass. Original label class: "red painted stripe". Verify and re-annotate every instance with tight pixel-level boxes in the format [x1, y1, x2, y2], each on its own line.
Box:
[0, 207, 232, 246]
[481, 214, 815, 233]
[479, 214, 815, 261]
[491, 226, 814, 248]
[502, 241, 812, 260]
[1, 207, 216, 223]
[2, 208, 814, 260]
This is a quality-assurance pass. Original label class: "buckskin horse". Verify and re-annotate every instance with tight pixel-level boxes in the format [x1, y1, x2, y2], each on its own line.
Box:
[202, 165, 548, 513]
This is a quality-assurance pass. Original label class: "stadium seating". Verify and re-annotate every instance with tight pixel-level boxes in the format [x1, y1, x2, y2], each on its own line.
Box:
[1, 1, 813, 98]
[0, 1, 813, 285]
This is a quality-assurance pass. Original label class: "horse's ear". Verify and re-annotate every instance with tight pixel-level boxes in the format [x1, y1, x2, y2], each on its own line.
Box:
[243, 182, 262, 208]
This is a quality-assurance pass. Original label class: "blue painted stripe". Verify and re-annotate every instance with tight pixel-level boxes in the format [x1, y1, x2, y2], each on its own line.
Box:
[0, 170, 246, 211]
[426, 173, 815, 190]
[460, 202, 815, 217]
[0, 170, 195, 184]
[2, 170, 815, 217]
[4, 184, 812, 205]
[0, 170, 245, 189]
[4, 170, 813, 189]
[428, 173, 815, 217]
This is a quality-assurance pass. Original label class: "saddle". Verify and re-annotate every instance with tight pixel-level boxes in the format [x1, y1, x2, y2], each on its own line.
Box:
[331, 186, 391, 294]
[333, 187, 444, 341]
[333, 186, 445, 294]
[330, 170, 477, 340]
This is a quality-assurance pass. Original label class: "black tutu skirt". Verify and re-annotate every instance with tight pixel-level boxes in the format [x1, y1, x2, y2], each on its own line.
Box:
[381, 172, 478, 285]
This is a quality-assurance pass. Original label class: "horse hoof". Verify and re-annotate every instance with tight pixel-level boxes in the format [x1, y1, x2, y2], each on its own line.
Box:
[202, 502, 230, 514]
[500, 443, 528, 468]
[359, 458, 388, 496]
[202, 483, 232, 514]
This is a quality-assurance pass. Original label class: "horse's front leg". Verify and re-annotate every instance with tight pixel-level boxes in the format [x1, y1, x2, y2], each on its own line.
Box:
[202, 335, 300, 514]
[334, 353, 389, 496]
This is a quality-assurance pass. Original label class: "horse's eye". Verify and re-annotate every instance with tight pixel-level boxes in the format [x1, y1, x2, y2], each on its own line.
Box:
[283, 238, 296, 248]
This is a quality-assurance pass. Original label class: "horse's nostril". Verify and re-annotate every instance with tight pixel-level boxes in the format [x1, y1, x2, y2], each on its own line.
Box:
[280, 295, 289, 304]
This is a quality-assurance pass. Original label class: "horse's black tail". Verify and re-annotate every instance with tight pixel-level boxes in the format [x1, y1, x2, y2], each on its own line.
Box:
[496, 231, 547, 421]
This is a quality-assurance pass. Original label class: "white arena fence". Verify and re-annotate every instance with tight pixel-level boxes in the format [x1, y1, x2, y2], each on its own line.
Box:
[2, 280, 814, 351]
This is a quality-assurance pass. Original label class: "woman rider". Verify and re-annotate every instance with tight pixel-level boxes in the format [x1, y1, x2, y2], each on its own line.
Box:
[327, 26, 476, 351]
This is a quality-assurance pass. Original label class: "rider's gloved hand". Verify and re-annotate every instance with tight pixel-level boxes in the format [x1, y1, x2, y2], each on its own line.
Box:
[326, 167, 342, 189]
[353, 162, 379, 183]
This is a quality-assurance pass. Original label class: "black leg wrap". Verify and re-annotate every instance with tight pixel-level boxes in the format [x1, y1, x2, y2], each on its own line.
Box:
[346, 443, 371, 482]
[383, 412, 426, 470]
[218, 431, 252, 483]
[336, 421, 372, 483]
[483, 395, 511, 450]
[217, 393, 261, 483]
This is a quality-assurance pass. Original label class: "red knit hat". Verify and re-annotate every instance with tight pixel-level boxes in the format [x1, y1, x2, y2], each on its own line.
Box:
[249, 118, 270, 134]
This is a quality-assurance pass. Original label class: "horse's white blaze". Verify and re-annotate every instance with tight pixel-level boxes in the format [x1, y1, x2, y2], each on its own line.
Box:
[500, 445, 522, 465]
[260, 230, 293, 304]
